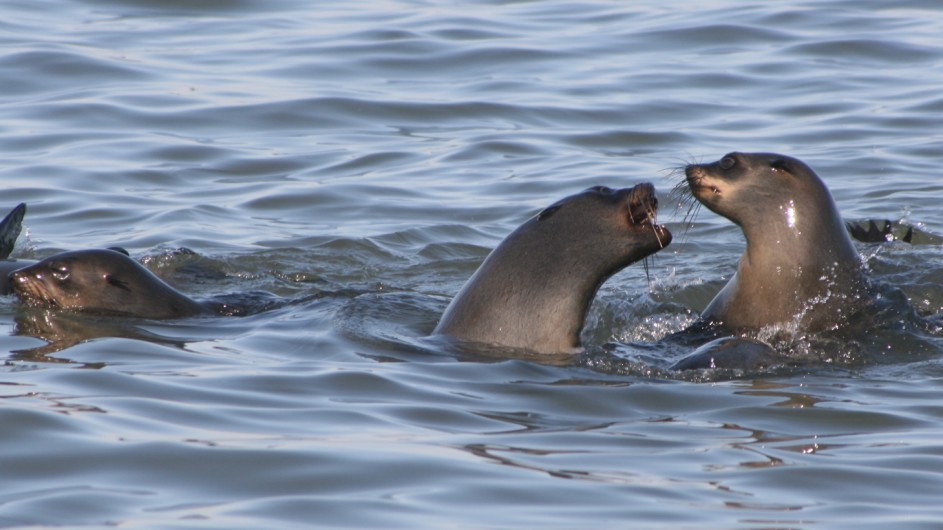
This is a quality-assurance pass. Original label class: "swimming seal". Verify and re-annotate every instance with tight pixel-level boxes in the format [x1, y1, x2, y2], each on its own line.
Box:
[685, 152, 870, 332]
[9, 248, 211, 319]
[434, 183, 671, 354]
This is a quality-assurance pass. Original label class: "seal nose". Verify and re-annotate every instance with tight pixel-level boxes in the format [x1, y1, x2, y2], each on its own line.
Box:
[4, 269, 28, 296]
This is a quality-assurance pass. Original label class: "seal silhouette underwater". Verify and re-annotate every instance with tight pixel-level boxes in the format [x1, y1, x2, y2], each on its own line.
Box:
[434, 183, 671, 355]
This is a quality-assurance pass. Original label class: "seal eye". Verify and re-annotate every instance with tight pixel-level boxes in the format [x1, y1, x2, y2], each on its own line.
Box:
[719, 156, 736, 170]
[51, 265, 70, 282]
[588, 186, 614, 194]
[769, 159, 790, 173]
[106, 274, 132, 292]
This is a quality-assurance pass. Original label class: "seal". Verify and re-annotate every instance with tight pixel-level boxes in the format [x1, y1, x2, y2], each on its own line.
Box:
[434, 183, 671, 354]
[9, 248, 212, 319]
[684, 152, 870, 332]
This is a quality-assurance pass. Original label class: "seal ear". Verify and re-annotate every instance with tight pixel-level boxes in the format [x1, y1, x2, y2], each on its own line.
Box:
[769, 158, 793, 174]
[537, 204, 562, 221]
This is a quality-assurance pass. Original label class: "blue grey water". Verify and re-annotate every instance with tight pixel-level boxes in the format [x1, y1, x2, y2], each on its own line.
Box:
[2, 0, 943, 528]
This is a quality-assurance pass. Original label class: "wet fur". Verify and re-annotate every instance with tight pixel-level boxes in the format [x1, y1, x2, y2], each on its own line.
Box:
[10, 249, 210, 319]
[679, 152, 870, 332]
[435, 184, 671, 354]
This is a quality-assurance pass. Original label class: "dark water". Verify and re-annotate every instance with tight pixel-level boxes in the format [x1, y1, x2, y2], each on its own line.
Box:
[2, 0, 943, 528]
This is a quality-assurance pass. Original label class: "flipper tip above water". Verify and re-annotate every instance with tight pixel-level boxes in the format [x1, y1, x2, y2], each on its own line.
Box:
[846, 219, 911, 244]
[0, 203, 26, 259]
[845, 218, 943, 245]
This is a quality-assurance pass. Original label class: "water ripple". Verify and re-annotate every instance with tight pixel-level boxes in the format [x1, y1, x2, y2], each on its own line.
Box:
[3, 0, 943, 528]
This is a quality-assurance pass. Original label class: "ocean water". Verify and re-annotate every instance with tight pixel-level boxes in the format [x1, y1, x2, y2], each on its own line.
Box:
[2, 0, 943, 528]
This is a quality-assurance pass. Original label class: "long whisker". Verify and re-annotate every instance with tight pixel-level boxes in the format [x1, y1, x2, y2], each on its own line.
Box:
[664, 165, 701, 246]
[652, 219, 666, 249]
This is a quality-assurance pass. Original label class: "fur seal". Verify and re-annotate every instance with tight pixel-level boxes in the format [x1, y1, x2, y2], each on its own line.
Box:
[434, 183, 671, 354]
[684, 152, 870, 332]
[9, 248, 211, 319]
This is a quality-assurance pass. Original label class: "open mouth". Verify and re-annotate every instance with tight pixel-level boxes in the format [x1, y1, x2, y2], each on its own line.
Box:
[685, 167, 721, 196]
[627, 182, 659, 226]
[626, 182, 671, 249]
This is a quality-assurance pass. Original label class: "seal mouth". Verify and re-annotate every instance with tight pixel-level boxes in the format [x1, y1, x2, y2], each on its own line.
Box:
[685, 166, 721, 196]
[627, 183, 659, 226]
[626, 183, 670, 249]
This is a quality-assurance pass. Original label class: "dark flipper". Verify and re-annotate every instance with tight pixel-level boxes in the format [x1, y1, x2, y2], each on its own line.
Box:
[670, 336, 778, 371]
[846, 219, 894, 243]
[844, 219, 943, 244]
[0, 203, 26, 259]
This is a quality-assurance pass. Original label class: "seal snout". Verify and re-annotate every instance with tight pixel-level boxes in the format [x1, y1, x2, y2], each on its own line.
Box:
[685, 165, 720, 196]
[8, 267, 55, 307]
[625, 183, 671, 248]
[627, 183, 658, 225]
[8, 261, 71, 309]
[8, 269, 31, 288]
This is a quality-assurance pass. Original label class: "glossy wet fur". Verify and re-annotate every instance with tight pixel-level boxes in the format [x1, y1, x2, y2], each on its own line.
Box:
[9, 249, 209, 319]
[684, 152, 869, 332]
[434, 183, 671, 354]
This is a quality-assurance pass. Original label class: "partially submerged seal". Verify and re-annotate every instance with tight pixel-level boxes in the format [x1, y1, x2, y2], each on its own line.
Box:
[669, 152, 874, 371]
[9, 248, 211, 319]
[684, 152, 870, 333]
[434, 183, 671, 354]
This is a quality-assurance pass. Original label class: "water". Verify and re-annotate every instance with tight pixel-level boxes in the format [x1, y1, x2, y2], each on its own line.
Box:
[2, 0, 943, 527]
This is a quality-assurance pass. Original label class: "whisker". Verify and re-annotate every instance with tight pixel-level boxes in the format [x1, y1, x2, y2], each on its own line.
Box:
[652, 221, 666, 249]
[661, 162, 702, 248]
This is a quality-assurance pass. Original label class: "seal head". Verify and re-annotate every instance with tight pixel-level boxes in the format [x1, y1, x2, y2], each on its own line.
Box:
[9, 248, 209, 319]
[686, 152, 869, 332]
[434, 183, 671, 354]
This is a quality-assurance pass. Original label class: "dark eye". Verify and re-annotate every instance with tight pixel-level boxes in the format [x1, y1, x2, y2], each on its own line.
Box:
[106, 275, 131, 292]
[588, 186, 614, 194]
[719, 156, 736, 170]
[51, 265, 70, 281]
[769, 159, 790, 173]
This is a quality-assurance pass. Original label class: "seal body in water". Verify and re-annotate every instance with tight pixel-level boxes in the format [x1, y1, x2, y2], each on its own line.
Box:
[9, 248, 212, 319]
[686, 152, 870, 333]
[434, 183, 671, 354]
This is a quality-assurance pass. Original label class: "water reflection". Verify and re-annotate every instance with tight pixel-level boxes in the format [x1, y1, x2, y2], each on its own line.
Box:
[10, 308, 188, 360]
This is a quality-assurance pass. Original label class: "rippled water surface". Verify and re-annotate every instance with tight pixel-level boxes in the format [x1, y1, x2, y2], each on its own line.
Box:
[3, 0, 943, 528]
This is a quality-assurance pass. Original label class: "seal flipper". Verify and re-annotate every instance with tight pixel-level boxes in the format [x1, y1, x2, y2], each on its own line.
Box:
[670, 336, 778, 371]
[0, 203, 26, 259]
